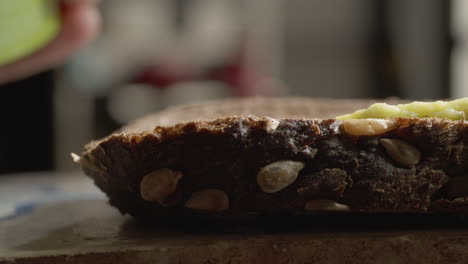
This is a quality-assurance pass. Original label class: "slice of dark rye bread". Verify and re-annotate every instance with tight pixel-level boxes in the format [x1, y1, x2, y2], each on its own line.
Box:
[75, 97, 468, 219]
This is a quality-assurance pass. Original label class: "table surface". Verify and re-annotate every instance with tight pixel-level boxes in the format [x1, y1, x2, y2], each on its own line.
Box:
[2, 172, 468, 264]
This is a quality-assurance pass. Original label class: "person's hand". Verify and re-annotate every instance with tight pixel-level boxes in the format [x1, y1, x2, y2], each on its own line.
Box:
[0, 0, 101, 85]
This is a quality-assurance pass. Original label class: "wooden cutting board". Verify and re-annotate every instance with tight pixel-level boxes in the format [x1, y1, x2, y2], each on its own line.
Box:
[2, 198, 468, 264]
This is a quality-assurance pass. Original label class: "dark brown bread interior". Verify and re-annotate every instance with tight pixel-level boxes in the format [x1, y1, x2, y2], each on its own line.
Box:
[78, 97, 468, 219]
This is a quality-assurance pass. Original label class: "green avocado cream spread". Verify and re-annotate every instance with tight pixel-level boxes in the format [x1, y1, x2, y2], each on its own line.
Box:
[336, 98, 468, 120]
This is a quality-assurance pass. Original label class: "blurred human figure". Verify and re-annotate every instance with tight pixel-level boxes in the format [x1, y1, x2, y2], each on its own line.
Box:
[0, 0, 101, 85]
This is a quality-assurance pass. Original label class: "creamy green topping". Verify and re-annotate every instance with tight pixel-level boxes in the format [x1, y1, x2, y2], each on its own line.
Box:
[336, 98, 468, 120]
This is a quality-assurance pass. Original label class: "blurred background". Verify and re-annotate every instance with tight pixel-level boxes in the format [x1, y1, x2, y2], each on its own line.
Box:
[1, 0, 467, 174]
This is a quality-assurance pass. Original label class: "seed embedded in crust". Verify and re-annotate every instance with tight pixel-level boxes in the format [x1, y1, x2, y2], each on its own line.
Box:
[304, 200, 350, 212]
[71, 153, 81, 163]
[185, 189, 229, 212]
[342, 119, 397, 136]
[379, 138, 421, 167]
[140, 168, 183, 203]
[71, 152, 107, 172]
[263, 117, 280, 132]
[257, 160, 305, 193]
